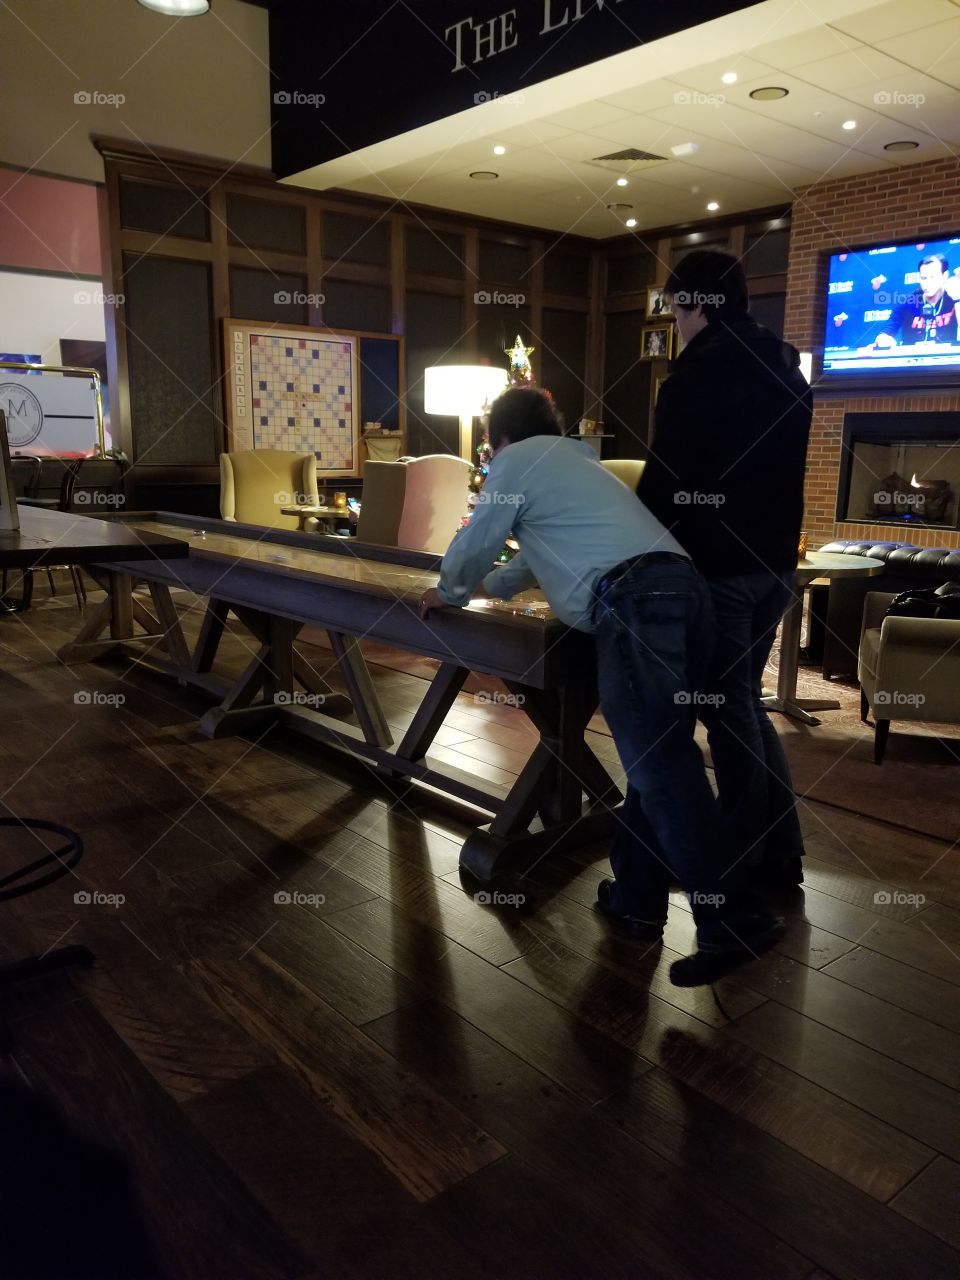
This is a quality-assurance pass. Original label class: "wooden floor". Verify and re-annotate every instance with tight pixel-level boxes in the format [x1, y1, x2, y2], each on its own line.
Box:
[1, 590, 959, 1280]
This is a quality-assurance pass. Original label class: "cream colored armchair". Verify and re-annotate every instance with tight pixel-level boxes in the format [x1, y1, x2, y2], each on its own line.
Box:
[602, 458, 645, 489]
[858, 590, 960, 763]
[356, 454, 471, 555]
[220, 450, 319, 531]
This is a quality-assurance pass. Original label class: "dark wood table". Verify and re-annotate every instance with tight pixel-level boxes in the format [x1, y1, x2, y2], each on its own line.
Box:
[58, 511, 622, 882]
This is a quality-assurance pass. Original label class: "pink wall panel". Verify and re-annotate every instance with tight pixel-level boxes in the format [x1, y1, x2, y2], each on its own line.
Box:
[0, 170, 101, 276]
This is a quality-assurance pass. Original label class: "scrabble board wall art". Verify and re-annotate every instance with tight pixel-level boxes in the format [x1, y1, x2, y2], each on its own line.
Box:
[223, 320, 360, 477]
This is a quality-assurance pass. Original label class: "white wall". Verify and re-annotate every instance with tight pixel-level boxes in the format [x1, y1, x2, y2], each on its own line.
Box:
[0, 0, 270, 181]
[0, 270, 106, 363]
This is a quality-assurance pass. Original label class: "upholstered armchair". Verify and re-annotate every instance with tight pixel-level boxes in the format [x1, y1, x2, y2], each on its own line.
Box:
[220, 450, 318, 530]
[602, 458, 646, 489]
[858, 590, 960, 763]
[356, 455, 471, 555]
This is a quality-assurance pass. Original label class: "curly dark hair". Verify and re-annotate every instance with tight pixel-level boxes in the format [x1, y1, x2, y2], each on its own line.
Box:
[487, 386, 562, 449]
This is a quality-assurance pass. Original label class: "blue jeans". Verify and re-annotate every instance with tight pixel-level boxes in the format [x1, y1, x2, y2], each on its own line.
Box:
[698, 571, 805, 871]
[594, 557, 755, 951]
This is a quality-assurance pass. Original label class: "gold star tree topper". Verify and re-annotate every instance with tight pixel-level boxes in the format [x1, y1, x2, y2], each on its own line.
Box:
[505, 334, 535, 383]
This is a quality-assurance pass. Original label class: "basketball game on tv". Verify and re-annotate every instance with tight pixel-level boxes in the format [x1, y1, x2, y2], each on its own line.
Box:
[822, 234, 960, 375]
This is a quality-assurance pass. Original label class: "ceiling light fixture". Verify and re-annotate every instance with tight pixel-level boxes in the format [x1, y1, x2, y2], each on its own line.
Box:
[842, 119, 857, 130]
[721, 72, 738, 85]
[750, 86, 789, 101]
[670, 141, 700, 157]
[606, 202, 633, 211]
[706, 201, 720, 212]
[137, 0, 209, 14]
[616, 176, 629, 187]
[625, 218, 638, 228]
[492, 144, 506, 155]
[884, 139, 919, 152]
[469, 170, 499, 180]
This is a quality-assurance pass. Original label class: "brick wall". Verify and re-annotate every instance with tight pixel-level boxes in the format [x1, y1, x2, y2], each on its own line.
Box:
[784, 156, 960, 551]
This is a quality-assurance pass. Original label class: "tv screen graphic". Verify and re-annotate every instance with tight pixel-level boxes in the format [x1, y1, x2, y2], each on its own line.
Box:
[822, 236, 960, 377]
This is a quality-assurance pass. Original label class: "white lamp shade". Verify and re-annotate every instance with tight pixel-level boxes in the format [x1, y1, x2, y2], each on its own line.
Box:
[138, 0, 209, 14]
[424, 365, 508, 417]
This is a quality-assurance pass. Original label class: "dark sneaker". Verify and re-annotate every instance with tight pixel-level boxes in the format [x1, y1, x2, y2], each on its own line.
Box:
[669, 915, 786, 987]
[596, 879, 665, 943]
[755, 856, 804, 892]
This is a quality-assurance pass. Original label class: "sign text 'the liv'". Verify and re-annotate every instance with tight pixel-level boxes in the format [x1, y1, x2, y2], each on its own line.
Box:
[445, 1, 627, 73]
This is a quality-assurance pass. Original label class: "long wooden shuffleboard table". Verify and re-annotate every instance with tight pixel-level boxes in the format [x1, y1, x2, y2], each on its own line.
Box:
[57, 512, 623, 881]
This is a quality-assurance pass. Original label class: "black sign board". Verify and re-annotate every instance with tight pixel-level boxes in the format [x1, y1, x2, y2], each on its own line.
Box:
[269, 0, 760, 178]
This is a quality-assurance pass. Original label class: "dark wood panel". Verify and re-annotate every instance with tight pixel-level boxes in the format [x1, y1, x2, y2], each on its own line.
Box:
[891, 1156, 960, 1251]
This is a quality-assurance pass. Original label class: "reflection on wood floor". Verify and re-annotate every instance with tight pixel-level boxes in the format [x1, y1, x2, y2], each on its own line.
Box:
[0, 589, 958, 1279]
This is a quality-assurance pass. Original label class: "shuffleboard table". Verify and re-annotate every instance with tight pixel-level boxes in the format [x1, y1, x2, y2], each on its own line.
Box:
[57, 512, 623, 881]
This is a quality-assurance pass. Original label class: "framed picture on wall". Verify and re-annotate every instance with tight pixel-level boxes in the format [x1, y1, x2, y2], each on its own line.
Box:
[645, 286, 672, 319]
[222, 319, 360, 477]
[640, 326, 673, 360]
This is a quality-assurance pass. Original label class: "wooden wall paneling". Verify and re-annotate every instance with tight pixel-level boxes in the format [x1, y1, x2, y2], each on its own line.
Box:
[464, 228, 480, 362]
[585, 249, 605, 422]
[306, 201, 324, 328]
[208, 180, 231, 458]
[390, 216, 404, 336]
[98, 174, 132, 464]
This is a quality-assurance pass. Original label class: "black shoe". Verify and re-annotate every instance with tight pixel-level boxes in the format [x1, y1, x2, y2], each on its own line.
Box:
[755, 856, 804, 892]
[596, 879, 665, 943]
[669, 915, 786, 987]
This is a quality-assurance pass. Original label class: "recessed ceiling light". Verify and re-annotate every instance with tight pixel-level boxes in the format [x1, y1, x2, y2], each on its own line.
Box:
[670, 141, 700, 157]
[721, 72, 738, 85]
[750, 86, 789, 101]
[625, 218, 638, 228]
[469, 170, 499, 180]
[616, 176, 629, 187]
[884, 139, 920, 152]
[137, 0, 209, 13]
[706, 201, 720, 212]
[606, 202, 633, 212]
[492, 144, 506, 155]
[842, 119, 857, 130]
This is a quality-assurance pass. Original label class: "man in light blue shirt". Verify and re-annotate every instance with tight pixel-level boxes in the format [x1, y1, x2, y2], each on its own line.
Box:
[420, 387, 784, 987]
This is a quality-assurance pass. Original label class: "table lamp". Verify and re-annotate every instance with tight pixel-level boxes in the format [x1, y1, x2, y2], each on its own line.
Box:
[424, 365, 509, 461]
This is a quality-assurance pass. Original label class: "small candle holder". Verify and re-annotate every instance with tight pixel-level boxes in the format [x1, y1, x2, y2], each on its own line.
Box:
[334, 490, 348, 511]
[797, 530, 808, 559]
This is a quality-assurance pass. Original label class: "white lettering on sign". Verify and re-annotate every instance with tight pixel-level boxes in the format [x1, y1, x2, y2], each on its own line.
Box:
[446, 1, 622, 72]
[542, 0, 624, 34]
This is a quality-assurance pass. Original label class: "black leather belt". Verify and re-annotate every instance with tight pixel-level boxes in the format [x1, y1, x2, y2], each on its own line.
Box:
[595, 551, 689, 597]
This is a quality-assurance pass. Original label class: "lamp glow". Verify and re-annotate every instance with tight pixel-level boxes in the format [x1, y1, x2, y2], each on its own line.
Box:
[137, 0, 209, 13]
[424, 365, 509, 461]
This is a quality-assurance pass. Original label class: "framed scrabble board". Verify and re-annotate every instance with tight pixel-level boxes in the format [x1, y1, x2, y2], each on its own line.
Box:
[223, 320, 360, 477]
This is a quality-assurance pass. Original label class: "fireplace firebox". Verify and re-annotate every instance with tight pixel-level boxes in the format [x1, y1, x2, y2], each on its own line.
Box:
[838, 412, 960, 532]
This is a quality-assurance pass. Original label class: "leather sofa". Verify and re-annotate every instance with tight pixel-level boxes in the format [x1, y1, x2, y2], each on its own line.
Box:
[818, 539, 960, 679]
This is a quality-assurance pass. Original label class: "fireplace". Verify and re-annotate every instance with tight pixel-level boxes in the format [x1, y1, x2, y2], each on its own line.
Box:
[838, 412, 960, 532]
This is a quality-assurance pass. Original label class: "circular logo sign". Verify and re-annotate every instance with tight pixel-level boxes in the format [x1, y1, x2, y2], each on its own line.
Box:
[0, 383, 44, 448]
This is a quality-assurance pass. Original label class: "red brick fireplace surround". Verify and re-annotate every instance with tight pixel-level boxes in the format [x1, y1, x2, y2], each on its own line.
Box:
[785, 156, 960, 551]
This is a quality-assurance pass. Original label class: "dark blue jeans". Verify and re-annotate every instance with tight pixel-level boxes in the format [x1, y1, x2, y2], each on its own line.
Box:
[698, 570, 805, 873]
[595, 557, 754, 951]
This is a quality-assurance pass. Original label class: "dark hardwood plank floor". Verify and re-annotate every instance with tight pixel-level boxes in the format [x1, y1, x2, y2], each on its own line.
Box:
[0, 593, 958, 1279]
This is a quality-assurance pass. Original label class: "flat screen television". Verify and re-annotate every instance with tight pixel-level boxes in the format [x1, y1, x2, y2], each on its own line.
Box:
[821, 234, 960, 383]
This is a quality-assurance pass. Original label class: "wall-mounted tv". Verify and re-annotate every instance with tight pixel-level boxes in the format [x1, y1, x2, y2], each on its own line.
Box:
[821, 234, 960, 384]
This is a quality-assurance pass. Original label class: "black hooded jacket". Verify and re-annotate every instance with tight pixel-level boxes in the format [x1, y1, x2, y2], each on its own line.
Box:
[637, 316, 812, 579]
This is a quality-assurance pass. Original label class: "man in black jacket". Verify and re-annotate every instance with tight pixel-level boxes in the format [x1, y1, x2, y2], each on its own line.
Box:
[638, 250, 812, 890]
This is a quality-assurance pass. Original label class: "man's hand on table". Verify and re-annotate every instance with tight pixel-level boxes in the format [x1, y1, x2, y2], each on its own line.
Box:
[419, 584, 489, 619]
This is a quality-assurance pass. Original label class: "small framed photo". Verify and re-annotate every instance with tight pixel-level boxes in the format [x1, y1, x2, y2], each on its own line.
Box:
[640, 325, 672, 360]
[646, 286, 672, 319]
